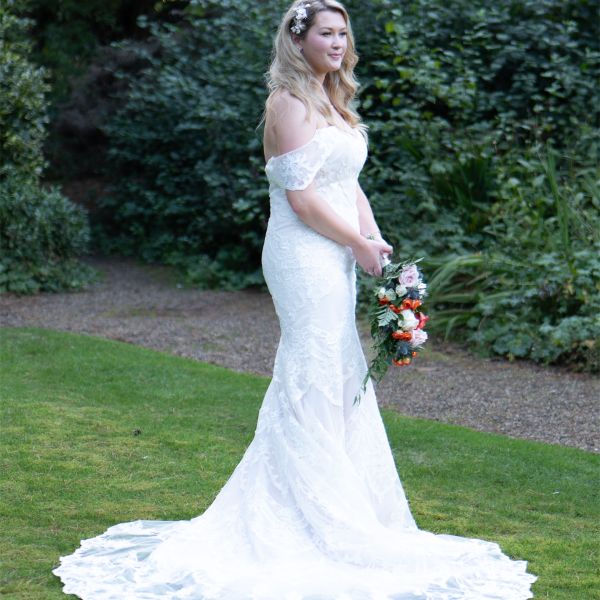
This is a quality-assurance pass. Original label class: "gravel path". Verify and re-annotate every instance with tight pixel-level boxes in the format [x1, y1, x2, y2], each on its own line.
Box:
[1, 257, 598, 453]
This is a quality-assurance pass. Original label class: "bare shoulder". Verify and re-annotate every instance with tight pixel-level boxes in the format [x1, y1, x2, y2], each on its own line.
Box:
[266, 89, 317, 156]
[269, 89, 307, 126]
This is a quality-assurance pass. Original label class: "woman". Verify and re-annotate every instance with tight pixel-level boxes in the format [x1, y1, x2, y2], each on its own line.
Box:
[53, 2, 538, 598]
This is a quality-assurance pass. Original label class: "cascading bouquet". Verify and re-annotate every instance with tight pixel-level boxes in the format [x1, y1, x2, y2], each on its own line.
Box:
[355, 258, 429, 404]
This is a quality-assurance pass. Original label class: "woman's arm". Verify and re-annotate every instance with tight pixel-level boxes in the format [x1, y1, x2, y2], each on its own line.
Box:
[287, 183, 391, 275]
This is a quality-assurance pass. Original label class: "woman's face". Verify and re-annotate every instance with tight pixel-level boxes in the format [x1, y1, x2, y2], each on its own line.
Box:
[298, 10, 348, 81]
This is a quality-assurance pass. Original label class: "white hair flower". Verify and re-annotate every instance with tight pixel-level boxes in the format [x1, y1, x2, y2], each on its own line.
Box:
[291, 3, 311, 35]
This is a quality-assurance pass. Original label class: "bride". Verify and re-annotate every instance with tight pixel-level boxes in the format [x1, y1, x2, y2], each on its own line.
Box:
[53, 1, 538, 598]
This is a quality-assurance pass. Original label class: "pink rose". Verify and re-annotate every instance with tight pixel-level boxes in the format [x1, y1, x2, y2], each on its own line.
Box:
[399, 264, 419, 287]
[411, 329, 428, 347]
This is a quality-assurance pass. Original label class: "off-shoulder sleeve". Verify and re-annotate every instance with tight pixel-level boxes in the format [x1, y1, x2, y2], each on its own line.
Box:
[264, 128, 334, 191]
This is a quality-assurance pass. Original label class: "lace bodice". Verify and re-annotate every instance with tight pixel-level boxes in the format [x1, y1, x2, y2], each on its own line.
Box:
[265, 124, 367, 191]
[264, 125, 368, 231]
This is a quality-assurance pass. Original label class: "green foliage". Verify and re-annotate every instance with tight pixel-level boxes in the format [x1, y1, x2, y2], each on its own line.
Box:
[24, 0, 166, 100]
[0, 3, 49, 177]
[0, 0, 94, 293]
[423, 147, 600, 371]
[353, 0, 599, 370]
[97, 0, 283, 285]
[356, 0, 599, 253]
[360, 0, 599, 150]
[0, 173, 96, 293]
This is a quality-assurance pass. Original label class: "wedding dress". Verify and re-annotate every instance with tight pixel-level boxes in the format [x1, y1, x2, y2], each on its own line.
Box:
[53, 124, 538, 599]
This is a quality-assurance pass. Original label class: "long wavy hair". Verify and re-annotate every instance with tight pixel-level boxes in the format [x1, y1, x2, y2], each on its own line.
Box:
[259, 0, 368, 142]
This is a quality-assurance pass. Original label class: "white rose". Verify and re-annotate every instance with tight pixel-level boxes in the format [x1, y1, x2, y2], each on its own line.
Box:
[377, 287, 387, 299]
[395, 284, 407, 297]
[400, 309, 419, 331]
[411, 329, 428, 347]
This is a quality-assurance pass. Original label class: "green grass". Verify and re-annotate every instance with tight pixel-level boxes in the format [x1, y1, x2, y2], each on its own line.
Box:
[0, 328, 598, 599]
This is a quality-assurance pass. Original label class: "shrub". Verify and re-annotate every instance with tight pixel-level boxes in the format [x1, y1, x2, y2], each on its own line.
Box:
[0, 0, 94, 293]
[424, 146, 600, 371]
[0, 4, 49, 178]
[0, 173, 95, 293]
[25, 0, 180, 101]
[357, 0, 599, 249]
[97, 0, 280, 286]
[352, 0, 599, 370]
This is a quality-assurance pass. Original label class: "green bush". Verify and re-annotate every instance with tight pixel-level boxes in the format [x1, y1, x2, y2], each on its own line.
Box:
[357, 0, 599, 251]
[24, 0, 166, 101]
[0, 5, 49, 177]
[97, 0, 281, 287]
[424, 147, 600, 371]
[0, 173, 95, 293]
[352, 0, 599, 370]
[0, 0, 94, 293]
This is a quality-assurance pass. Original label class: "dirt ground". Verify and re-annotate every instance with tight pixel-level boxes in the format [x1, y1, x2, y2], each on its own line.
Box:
[1, 257, 598, 453]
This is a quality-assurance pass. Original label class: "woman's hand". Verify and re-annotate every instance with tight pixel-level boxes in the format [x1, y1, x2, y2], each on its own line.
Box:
[351, 237, 393, 277]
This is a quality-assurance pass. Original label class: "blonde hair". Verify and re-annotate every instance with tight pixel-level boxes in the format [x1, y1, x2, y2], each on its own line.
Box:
[259, 0, 368, 142]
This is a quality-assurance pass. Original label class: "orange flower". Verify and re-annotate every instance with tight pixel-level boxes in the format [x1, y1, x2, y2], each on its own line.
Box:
[389, 304, 401, 314]
[378, 298, 390, 305]
[401, 298, 422, 310]
[392, 357, 412, 366]
[392, 330, 412, 341]
[412, 351, 418, 357]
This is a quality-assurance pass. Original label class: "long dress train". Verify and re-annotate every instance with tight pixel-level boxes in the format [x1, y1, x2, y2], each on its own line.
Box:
[53, 124, 538, 599]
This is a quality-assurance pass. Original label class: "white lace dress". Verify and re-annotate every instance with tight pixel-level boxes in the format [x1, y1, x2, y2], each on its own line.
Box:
[53, 125, 538, 599]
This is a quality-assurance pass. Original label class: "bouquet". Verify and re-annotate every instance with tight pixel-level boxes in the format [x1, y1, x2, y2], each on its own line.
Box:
[355, 257, 429, 404]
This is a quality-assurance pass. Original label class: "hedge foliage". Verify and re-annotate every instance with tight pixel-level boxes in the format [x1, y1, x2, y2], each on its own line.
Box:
[354, 0, 600, 370]
[97, 0, 277, 287]
[0, 174, 93, 293]
[97, 0, 599, 369]
[24, 0, 170, 101]
[0, 5, 49, 178]
[0, 1, 94, 293]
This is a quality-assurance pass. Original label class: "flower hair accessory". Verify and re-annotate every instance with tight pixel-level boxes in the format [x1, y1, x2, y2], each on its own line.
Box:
[290, 3, 311, 35]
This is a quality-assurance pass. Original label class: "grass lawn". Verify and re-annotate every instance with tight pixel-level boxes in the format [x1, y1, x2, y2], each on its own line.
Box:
[0, 327, 598, 599]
